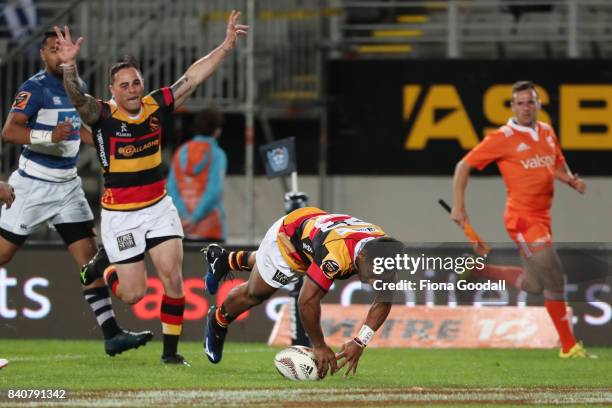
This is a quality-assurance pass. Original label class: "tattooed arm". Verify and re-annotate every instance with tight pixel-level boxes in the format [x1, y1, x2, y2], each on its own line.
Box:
[171, 10, 248, 108]
[62, 65, 101, 125]
[53, 25, 101, 125]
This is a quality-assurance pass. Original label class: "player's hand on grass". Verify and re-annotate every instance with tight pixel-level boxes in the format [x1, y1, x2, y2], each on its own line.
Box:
[222, 10, 248, 52]
[52, 119, 73, 143]
[336, 340, 365, 378]
[568, 174, 586, 194]
[313, 344, 337, 379]
[0, 182, 15, 209]
[53, 25, 83, 65]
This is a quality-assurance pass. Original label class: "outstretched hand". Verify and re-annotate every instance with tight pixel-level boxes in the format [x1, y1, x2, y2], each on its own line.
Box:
[53, 25, 83, 65]
[222, 10, 248, 51]
[336, 340, 365, 378]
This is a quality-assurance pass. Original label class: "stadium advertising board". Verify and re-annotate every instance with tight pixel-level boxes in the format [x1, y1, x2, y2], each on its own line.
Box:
[269, 305, 561, 348]
[1, 245, 610, 346]
[327, 60, 612, 174]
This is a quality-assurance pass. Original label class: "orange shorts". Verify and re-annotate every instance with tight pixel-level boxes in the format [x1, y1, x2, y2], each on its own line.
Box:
[504, 211, 552, 257]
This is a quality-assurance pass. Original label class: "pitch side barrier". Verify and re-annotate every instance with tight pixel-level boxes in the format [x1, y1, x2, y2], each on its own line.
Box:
[1, 242, 610, 346]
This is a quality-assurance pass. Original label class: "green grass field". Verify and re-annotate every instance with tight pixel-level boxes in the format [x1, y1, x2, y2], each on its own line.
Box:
[0, 340, 610, 407]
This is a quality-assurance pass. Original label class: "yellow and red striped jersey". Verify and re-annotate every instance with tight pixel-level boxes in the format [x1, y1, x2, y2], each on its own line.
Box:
[91, 87, 173, 211]
[277, 207, 387, 291]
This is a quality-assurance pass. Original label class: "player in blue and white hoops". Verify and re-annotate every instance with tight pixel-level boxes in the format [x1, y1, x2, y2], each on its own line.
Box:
[0, 29, 151, 357]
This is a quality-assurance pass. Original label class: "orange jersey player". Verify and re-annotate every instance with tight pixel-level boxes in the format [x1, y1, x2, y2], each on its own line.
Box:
[463, 106, 566, 253]
[202, 207, 399, 378]
[451, 80, 590, 358]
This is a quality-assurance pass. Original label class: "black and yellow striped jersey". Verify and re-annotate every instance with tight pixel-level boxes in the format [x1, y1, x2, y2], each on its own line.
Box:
[277, 207, 387, 291]
[91, 87, 173, 211]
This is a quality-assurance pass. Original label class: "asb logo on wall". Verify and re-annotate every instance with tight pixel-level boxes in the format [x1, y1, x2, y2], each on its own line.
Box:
[402, 84, 612, 151]
[328, 60, 612, 175]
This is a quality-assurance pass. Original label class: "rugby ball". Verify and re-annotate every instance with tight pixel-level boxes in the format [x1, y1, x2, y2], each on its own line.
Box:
[274, 346, 319, 381]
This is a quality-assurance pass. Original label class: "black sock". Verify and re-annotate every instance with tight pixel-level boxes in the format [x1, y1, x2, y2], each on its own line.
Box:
[163, 335, 180, 358]
[83, 286, 122, 340]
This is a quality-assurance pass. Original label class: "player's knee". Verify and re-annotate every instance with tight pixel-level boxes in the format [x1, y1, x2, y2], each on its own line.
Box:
[162, 271, 183, 294]
[521, 278, 543, 294]
[226, 282, 247, 298]
[521, 265, 545, 294]
[121, 285, 147, 304]
[122, 291, 145, 305]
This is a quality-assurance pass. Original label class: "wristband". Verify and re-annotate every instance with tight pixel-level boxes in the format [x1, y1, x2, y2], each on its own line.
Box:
[29, 129, 52, 144]
[352, 337, 366, 348]
[356, 324, 375, 346]
[59, 63, 76, 70]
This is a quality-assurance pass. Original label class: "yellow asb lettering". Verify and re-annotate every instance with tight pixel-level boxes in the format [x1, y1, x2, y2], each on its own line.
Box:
[404, 85, 479, 150]
[560, 85, 612, 150]
[483, 85, 551, 137]
[402, 85, 421, 121]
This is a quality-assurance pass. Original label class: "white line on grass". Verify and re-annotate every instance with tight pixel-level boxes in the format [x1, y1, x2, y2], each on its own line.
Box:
[1, 387, 609, 407]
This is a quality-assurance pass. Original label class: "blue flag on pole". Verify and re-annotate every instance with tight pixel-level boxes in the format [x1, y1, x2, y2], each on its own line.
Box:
[259, 137, 297, 179]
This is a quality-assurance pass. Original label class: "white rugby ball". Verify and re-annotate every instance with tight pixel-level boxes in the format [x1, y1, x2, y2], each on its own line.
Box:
[274, 346, 319, 381]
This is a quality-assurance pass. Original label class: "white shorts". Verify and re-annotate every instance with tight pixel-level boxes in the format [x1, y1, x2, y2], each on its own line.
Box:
[0, 171, 93, 236]
[255, 216, 300, 289]
[101, 195, 184, 263]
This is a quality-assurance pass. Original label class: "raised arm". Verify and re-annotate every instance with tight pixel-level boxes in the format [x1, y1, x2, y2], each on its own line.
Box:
[53, 25, 101, 125]
[171, 10, 248, 108]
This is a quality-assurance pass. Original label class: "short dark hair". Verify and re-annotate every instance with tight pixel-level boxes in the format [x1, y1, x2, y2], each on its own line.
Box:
[511, 80, 538, 97]
[41, 29, 62, 49]
[359, 236, 403, 279]
[109, 56, 140, 83]
[192, 106, 224, 136]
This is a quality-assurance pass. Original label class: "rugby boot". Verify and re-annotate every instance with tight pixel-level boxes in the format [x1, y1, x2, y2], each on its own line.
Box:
[202, 244, 233, 295]
[161, 353, 191, 367]
[559, 342, 597, 359]
[105, 329, 153, 357]
[203, 305, 227, 364]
